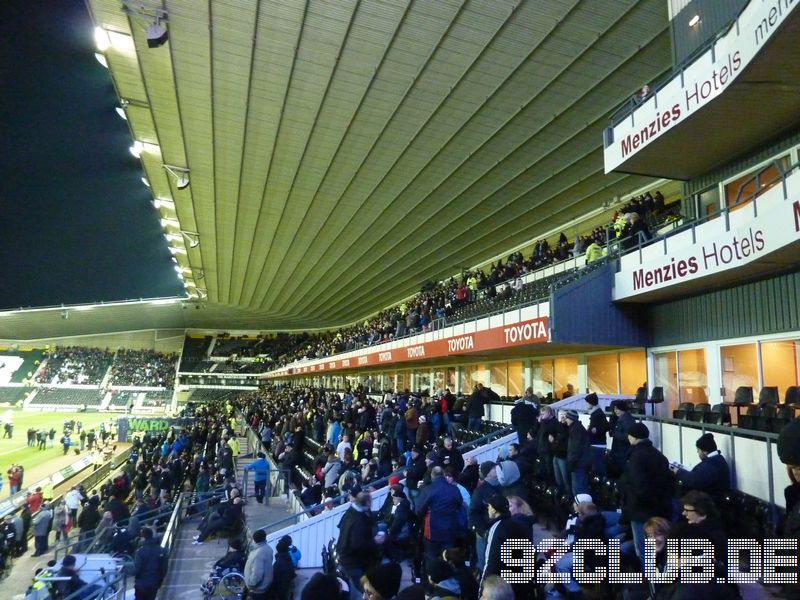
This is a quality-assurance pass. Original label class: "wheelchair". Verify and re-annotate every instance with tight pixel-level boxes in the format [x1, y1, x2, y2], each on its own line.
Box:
[201, 568, 246, 599]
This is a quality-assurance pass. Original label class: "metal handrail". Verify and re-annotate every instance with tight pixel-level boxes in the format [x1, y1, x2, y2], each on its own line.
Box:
[160, 491, 185, 553]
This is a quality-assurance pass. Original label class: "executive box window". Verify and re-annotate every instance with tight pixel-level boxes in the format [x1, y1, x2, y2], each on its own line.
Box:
[761, 340, 799, 401]
[619, 351, 647, 395]
[531, 359, 554, 398]
[587, 353, 619, 395]
[720, 343, 758, 403]
[396, 371, 410, 393]
[654, 351, 679, 410]
[724, 155, 791, 210]
[461, 364, 489, 393]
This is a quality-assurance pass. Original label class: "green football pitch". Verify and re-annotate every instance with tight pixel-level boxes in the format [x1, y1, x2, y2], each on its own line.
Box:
[0, 409, 117, 484]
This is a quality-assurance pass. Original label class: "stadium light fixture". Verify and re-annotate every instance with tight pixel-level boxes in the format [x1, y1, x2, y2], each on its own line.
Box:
[95, 52, 108, 68]
[688, 14, 701, 27]
[153, 198, 175, 210]
[94, 27, 110, 52]
[162, 164, 189, 190]
[160, 217, 180, 228]
[130, 141, 144, 158]
[181, 231, 200, 248]
[141, 176, 150, 188]
[115, 106, 127, 120]
[164, 233, 183, 243]
[121, 1, 169, 48]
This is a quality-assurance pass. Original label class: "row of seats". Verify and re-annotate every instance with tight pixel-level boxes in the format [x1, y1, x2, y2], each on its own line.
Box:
[0, 386, 32, 404]
[733, 385, 800, 406]
[28, 387, 104, 406]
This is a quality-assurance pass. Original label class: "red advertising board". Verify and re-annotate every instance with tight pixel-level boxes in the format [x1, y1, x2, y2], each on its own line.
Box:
[270, 316, 549, 376]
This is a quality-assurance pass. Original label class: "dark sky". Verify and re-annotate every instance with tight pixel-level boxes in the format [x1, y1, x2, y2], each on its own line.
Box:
[0, 0, 184, 310]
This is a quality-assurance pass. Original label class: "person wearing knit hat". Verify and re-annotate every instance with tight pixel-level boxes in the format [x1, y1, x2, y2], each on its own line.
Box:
[585, 392, 610, 477]
[426, 558, 461, 598]
[482, 494, 532, 596]
[387, 475, 401, 487]
[670, 432, 730, 506]
[619, 418, 673, 566]
[361, 561, 402, 600]
[565, 408, 592, 495]
[609, 400, 636, 477]
[627, 422, 650, 441]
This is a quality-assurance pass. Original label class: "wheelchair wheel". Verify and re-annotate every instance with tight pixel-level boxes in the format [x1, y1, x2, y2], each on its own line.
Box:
[219, 572, 246, 598]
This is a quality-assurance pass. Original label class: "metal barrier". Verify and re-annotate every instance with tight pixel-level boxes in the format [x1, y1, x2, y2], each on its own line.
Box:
[261, 428, 517, 568]
[160, 492, 185, 553]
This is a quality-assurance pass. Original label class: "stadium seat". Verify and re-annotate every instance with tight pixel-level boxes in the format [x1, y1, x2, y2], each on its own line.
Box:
[785, 386, 800, 406]
[758, 386, 779, 406]
[771, 405, 795, 433]
[756, 405, 777, 432]
[688, 403, 710, 422]
[704, 403, 731, 426]
[734, 386, 754, 405]
[647, 386, 664, 415]
[672, 402, 694, 420]
[738, 405, 761, 430]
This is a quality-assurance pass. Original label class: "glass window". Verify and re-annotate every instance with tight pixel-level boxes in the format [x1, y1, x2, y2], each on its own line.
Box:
[490, 363, 508, 398]
[761, 340, 799, 401]
[531, 359, 554, 398]
[415, 371, 431, 394]
[507, 361, 524, 398]
[698, 186, 720, 219]
[554, 357, 578, 400]
[446, 367, 457, 389]
[653, 352, 679, 412]
[396, 371, 411, 393]
[433, 369, 445, 394]
[619, 351, 647, 395]
[720, 343, 758, 402]
[678, 348, 708, 404]
[460, 364, 489, 394]
[587, 353, 619, 394]
[725, 155, 791, 209]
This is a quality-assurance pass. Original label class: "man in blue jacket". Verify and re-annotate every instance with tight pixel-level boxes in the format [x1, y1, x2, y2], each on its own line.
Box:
[246, 452, 271, 504]
[671, 432, 730, 506]
[416, 466, 466, 561]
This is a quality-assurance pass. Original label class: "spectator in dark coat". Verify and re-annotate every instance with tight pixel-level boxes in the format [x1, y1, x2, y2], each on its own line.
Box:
[337, 490, 378, 598]
[416, 466, 466, 560]
[133, 527, 168, 600]
[511, 390, 539, 446]
[481, 495, 533, 599]
[619, 422, 674, 565]
[536, 406, 559, 485]
[440, 437, 464, 475]
[608, 401, 635, 476]
[565, 410, 591, 496]
[550, 414, 570, 494]
[268, 535, 297, 600]
[672, 433, 730, 507]
[469, 462, 502, 572]
[466, 385, 486, 430]
[585, 393, 609, 476]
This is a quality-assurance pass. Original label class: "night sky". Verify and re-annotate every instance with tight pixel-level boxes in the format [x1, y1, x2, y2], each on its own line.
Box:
[0, 0, 185, 310]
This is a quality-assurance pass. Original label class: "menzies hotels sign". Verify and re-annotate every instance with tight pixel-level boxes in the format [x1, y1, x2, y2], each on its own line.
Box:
[604, 0, 798, 172]
[614, 170, 800, 299]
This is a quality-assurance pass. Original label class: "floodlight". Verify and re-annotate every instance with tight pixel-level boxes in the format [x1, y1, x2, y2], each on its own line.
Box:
[130, 141, 144, 158]
[115, 106, 127, 120]
[141, 176, 150, 188]
[182, 231, 200, 248]
[95, 53, 108, 68]
[146, 20, 168, 48]
[94, 27, 110, 52]
[688, 14, 701, 27]
[163, 164, 190, 190]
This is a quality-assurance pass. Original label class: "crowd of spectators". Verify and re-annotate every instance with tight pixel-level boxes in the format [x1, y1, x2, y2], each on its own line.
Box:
[228, 383, 800, 600]
[109, 349, 178, 388]
[34, 347, 114, 385]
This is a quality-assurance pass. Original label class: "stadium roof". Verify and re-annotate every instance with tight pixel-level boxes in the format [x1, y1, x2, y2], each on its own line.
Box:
[3, 0, 675, 338]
